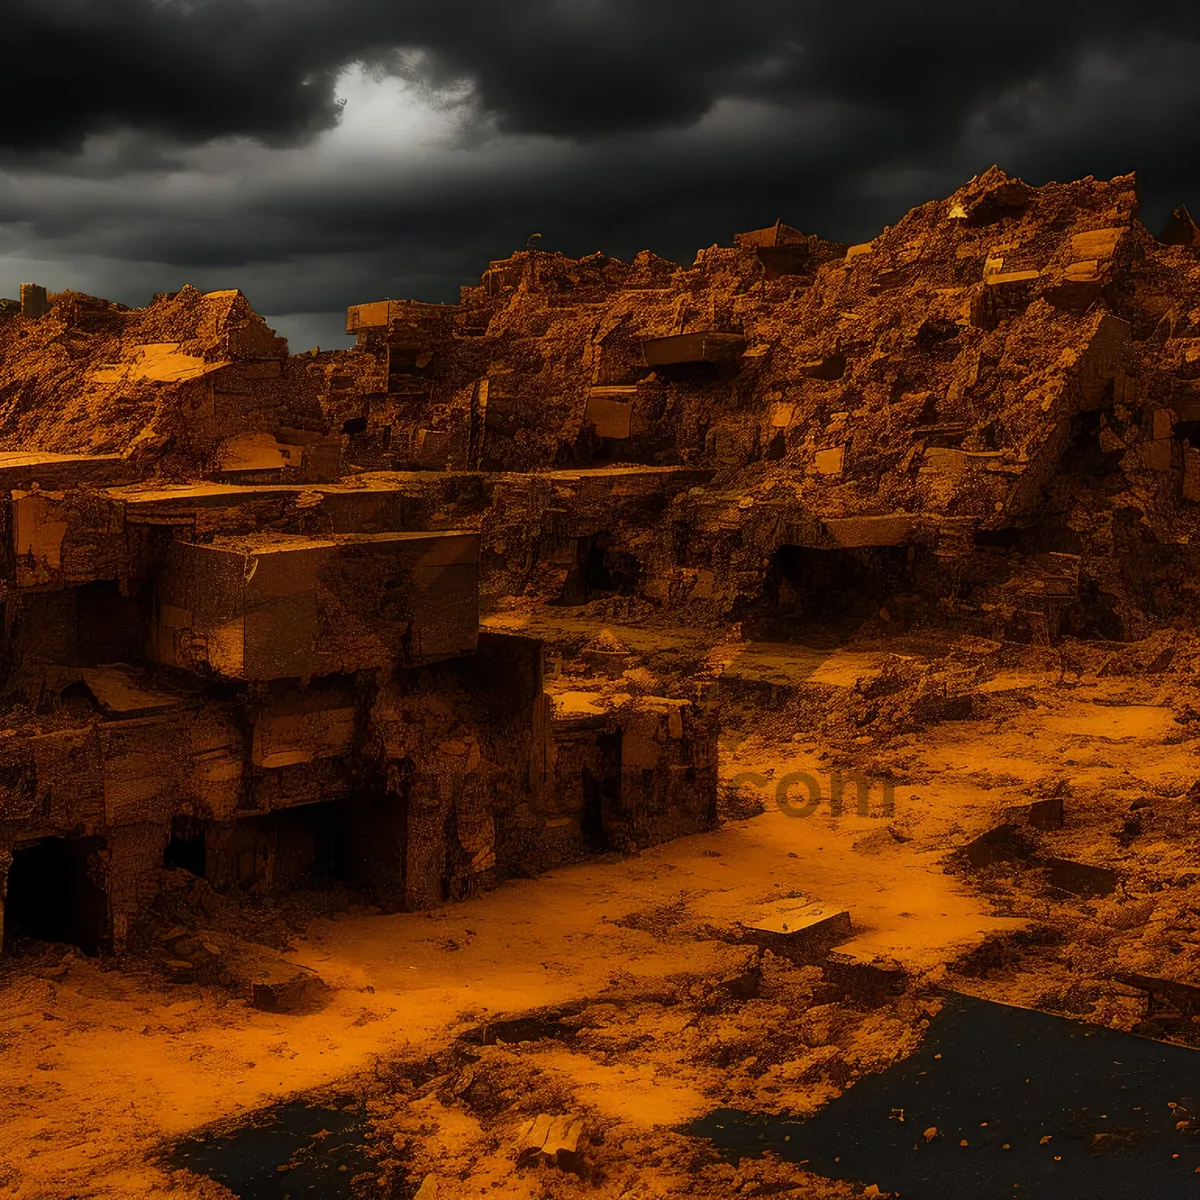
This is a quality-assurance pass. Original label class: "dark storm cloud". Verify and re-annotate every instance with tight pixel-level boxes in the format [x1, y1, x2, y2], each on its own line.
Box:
[2, 101, 889, 290]
[2, 0, 345, 153]
[5, 0, 1200, 152]
[7, 1, 1200, 351]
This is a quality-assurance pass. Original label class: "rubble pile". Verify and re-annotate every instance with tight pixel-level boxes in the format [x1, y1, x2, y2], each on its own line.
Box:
[0, 275, 720, 962]
[4, 161, 1200, 1111]
[316, 165, 1200, 652]
[364, 954, 923, 1199]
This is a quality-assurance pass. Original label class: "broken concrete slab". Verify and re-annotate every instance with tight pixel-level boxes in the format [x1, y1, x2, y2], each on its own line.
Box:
[1038, 857, 1119, 898]
[82, 667, 194, 720]
[955, 824, 1037, 870]
[739, 900, 852, 957]
[219, 939, 332, 1012]
[823, 514, 923, 548]
[162, 959, 196, 983]
[249, 965, 331, 1013]
[517, 1113, 587, 1175]
[640, 332, 746, 366]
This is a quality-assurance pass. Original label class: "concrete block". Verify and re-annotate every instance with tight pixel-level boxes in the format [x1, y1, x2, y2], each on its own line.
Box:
[641, 332, 746, 365]
[517, 1113, 587, 1175]
[1039, 856, 1118, 897]
[740, 900, 852, 954]
[585, 389, 635, 438]
[151, 530, 479, 680]
[957, 823, 1035, 869]
[1002, 795, 1065, 830]
[814, 446, 845, 475]
[1069, 226, 1126, 260]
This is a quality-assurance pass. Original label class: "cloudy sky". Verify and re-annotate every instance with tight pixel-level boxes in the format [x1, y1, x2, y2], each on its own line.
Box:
[3, 0, 1199, 350]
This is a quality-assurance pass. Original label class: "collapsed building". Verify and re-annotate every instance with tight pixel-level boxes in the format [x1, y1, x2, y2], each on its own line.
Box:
[3, 163, 1200, 959]
[320, 165, 1200, 652]
[0, 287, 716, 958]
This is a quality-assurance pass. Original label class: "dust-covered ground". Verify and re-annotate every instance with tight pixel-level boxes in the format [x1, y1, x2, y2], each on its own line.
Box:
[3, 628, 1200, 1198]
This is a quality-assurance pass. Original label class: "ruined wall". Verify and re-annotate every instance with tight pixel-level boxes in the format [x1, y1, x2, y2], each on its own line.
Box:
[0, 286, 334, 480]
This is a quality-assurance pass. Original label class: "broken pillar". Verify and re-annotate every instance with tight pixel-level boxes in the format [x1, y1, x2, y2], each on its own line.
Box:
[608, 698, 717, 850]
[19, 283, 50, 319]
[546, 713, 622, 863]
[106, 824, 168, 953]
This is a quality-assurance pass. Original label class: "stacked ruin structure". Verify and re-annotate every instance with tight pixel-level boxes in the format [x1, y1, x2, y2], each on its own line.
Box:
[0, 287, 716, 957]
[320, 165, 1200, 648]
[3, 163, 1200, 958]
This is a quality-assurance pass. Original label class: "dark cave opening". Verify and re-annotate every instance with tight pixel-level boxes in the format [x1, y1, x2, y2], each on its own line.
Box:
[1060, 408, 1125, 479]
[739, 544, 920, 642]
[581, 730, 622, 853]
[1173, 419, 1200, 446]
[554, 534, 642, 605]
[1061, 576, 1126, 642]
[2, 835, 109, 957]
[195, 799, 367, 896]
[163, 815, 207, 879]
[973, 527, 1027, 549]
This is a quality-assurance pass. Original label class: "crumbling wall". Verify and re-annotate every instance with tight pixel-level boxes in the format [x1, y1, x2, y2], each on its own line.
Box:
[0, 286, 333, 480]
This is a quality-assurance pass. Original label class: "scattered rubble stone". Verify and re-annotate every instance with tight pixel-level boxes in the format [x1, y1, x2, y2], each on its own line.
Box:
[516, 1112, 588, 1175]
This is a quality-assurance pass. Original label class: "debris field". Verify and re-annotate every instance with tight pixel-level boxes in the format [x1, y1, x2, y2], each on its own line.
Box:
[3, 166, 1200, 1197]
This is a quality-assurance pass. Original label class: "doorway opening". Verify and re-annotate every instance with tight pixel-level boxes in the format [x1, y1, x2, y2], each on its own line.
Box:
[739, 544, 919, 642]
[2, 836, 108, 956]
[554, 534, 641, 605]
[581, 730, 622, 852]
[163, 816, 207, 878]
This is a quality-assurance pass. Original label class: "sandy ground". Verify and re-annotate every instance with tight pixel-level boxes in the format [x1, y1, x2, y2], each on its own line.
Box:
[3, 633, 1198, 1198]
[0, 802, 1011, 1197]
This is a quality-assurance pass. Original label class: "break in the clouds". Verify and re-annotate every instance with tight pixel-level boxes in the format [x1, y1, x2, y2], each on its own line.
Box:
[3, 1, 1200, 349]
